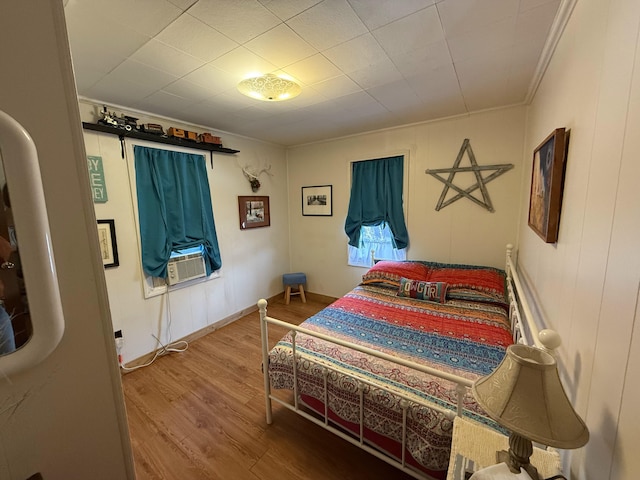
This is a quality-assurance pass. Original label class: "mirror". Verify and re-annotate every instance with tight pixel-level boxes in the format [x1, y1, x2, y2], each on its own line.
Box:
[0, 151, 32, 355]
[0, 110, 64, 375]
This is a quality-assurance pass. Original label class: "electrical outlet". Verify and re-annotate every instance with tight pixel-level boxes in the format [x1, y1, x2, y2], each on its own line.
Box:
[114, 330, 124, 366]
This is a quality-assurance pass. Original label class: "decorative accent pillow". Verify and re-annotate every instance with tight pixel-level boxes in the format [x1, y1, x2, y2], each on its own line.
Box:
[361, 261, 429, 288]
[397, 277, 448, 303]
[425, 265, 507, 303]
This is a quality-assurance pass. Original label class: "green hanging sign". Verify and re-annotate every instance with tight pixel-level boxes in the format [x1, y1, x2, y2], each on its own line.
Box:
[87, 155, 108, 203]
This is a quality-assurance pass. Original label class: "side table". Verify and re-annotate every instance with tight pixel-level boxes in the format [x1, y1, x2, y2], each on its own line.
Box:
[447, 416, 562, 480]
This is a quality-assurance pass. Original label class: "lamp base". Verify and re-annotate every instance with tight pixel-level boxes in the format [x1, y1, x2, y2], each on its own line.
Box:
[496, 431, 542, 480]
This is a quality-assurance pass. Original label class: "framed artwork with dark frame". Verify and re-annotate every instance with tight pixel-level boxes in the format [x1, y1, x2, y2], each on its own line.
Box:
[97, 219, 119, 268]
[238, 196, 270, 229]
[528, 128, 569, 243]
[302, 185, 332, 216]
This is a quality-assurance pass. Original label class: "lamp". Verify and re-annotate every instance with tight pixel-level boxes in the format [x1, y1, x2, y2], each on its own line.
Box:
[472, 344, 589, 480]
[237, 73, 301, 101]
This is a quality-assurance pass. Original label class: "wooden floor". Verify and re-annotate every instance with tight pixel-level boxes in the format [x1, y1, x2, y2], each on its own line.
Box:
[122, 295, 417, 480]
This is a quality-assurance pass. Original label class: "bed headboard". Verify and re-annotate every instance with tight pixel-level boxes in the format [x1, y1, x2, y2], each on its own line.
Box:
[505, 244, 561, 355]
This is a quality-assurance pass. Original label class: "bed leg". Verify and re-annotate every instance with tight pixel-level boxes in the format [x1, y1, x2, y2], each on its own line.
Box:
[258, 299, 273, 424]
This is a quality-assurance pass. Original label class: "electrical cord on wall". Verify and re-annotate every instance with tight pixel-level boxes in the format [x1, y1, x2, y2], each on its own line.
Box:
[118, 288, 188, 372]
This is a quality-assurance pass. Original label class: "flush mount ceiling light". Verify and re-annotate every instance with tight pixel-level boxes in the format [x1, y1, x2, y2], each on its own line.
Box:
[237, 74, 301, 102]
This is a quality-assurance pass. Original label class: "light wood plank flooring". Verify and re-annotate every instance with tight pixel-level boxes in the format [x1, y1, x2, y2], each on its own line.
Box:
[122, 295, 417, 480]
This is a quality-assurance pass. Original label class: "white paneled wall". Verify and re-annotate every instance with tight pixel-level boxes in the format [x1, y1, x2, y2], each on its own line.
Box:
[80, 101, 290, 363]
[519, 0, 640, 478]
[287, 106, 526, 298]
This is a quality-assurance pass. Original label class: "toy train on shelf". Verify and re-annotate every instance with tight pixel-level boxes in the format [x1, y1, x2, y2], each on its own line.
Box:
[97, 106, 223, 145]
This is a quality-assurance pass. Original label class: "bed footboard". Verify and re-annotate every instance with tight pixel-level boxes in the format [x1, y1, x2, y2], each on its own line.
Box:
[258, 299, 469, 479]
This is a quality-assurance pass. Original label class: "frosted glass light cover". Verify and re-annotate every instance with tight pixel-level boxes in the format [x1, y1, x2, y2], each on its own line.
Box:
[238, 74, 301, 101]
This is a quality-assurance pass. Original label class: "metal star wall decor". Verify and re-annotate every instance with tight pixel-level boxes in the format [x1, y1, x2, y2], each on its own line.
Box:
[425, 139, 513, 212]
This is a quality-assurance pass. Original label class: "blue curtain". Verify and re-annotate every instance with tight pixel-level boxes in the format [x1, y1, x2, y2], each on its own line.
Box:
[134, 146, 222, 278]
[344, 155, 409, 249]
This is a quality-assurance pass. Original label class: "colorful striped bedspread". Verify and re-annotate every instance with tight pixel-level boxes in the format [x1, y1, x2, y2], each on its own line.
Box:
[268, 275, 513, 474]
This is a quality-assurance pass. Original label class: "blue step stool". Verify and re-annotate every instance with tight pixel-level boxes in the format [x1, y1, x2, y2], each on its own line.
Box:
[282, 272, 307, 305]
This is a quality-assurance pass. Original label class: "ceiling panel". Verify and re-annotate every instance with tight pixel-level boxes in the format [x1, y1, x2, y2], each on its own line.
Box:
[285, 0, 368, 50]
[189, 0, 281, 44]
[155, 14, 239, 62]
[244, 24, 316, 68]
[64, 0, 564, 146]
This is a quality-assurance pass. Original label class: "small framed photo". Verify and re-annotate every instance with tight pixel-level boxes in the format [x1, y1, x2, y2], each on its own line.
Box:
[302, 185, 332, 216]
[528, 128, 569, 243]
[97, 219, 119, 268]
[238, 196, 270, 229]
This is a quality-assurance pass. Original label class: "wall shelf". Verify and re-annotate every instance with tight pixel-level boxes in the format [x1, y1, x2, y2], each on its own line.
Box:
[82, 122, 240, 155]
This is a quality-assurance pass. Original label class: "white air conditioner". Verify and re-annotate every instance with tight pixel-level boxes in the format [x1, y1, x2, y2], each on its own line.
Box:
[166, 250, 206, 286]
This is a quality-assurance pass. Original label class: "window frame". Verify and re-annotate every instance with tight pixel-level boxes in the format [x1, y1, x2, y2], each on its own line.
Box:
[345, 151, 410, 269]
[125, 139, 221, 298]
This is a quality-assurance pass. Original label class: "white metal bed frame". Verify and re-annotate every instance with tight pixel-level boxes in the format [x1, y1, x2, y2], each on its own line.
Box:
[258, 244, 560, 480]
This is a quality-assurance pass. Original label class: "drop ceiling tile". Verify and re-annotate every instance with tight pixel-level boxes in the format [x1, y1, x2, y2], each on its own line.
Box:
[302, 99, 349, 118]
[323, 33, 389, 73]
[65, 12, 150, 74]
[392, 40, 453, 78]
[109, 60, 179, 91]
[231, 106, 275, 120]
[437, 0, 519, 37]
[163, 79, 217, 102]
[215, 90, 268, 110]
[72, 66, 105, 92]
[286, 0, 368, 50]
[282, 54, 343, 85]
[181, 64, 239, 93]
[244, 24, 316, 68]
[137, 90, 197, 116]
[180, 98, 235, 125]
[156, 14, 239, 62]
[405, 64, 465, 108]
[333, 90, 378, 111]
[131, 39, 205, 77]
[86, 76, 161, 107]
[367, 80, 422, 111]
[514, 0, 562, 48]
[167, 0, 198, 9]
[211, 47, 279, 78]
[65, 0, 182, 37]
[519, 0, 560, 13]
[372, 6, 443, 58]
[259, 0, 324, 21]
[189, 0, 281, 44]
[112, 0, 183, 37]
[348, 58, 403, 90]
[311, 75, 362, 99]
[455, 54, 511, 110]
[348, 0, 436, 30]
[446, 17, 516, 64]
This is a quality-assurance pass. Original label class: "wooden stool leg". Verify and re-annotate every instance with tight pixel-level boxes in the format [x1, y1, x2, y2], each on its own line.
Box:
[299, 284, 306, 303]
[285, 285, 291, 305]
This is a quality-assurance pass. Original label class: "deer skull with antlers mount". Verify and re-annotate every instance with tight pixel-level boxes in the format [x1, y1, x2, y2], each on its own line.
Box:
[236, 158, 273, 192]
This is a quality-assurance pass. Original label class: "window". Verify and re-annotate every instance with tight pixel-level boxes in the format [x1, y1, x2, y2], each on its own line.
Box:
[134, 146, 222, 293]
[345, 155, 408, 267]
[347, 223, 406, 267]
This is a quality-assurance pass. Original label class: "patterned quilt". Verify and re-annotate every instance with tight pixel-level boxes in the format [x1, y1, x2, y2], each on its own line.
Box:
[268, 263, 513, 474]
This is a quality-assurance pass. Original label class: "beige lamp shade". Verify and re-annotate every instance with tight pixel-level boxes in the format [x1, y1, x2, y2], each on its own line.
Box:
[472, 344, 589, 449]
[237, 74, 301, 101]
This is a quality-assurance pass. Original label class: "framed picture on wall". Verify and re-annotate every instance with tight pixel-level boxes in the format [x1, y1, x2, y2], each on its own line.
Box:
[302, 185, 332, 216]
[97, 219, 119, 268]
[238, 196, 270, 229]
[528, 128, 569, 243]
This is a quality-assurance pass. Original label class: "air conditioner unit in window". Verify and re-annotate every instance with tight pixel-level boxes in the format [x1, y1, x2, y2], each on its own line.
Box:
[166, 246, 206, 286]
